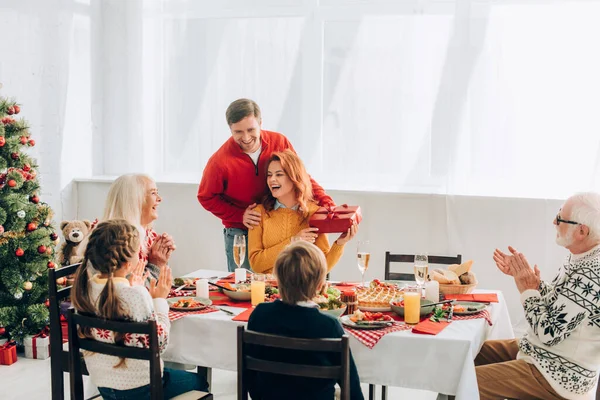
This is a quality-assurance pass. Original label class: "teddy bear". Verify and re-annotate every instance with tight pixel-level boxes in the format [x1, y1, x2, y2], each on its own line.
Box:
[58, 220, 92, 266]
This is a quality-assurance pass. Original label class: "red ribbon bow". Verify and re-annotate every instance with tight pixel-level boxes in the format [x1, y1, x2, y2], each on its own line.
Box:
[0, 341, 16, 350]
[326, 204, 350, 220]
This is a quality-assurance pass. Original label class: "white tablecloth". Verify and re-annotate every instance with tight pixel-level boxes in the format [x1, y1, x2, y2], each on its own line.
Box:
[162, 269, 514, 399]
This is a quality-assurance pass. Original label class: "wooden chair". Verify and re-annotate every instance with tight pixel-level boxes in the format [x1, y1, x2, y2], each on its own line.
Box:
[237, 325, 351, 400]
[49, 263, 89, 400]
[67, 308, 213, 400]
[384, 252, 462, 281]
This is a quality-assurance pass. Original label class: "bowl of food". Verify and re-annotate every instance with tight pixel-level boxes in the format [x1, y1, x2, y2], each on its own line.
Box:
[314, 286, 346, 318]
[222, 282, 252, 301]
[390, 298, 435, 317]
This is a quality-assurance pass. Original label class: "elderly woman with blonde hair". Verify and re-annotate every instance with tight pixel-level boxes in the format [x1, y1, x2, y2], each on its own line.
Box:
[82, 174, 175, 280]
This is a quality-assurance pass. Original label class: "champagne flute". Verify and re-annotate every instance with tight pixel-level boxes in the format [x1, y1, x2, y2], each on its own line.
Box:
[233, 234, 246, 269]
[414, 253, 428, 296]
[357, 240, 371, 287]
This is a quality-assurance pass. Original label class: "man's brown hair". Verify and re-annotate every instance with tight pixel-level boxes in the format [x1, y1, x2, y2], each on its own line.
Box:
[274, 241, 327, 305]
[226, 98, 262, 126]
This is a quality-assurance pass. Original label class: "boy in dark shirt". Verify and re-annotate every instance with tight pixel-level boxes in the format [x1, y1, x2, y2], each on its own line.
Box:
[247, 241, 364, 400]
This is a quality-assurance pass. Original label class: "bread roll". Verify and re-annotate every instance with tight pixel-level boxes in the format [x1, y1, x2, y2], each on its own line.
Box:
[431, 269, 460, 285]
[448, 260, 474, 277]
[459, 271, 477, 285]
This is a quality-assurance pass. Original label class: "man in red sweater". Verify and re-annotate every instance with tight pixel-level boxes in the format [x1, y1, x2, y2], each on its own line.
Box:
[197, 99, 335, 272]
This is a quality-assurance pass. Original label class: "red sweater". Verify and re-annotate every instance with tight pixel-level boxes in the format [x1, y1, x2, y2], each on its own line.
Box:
[197, 130, 334, 229]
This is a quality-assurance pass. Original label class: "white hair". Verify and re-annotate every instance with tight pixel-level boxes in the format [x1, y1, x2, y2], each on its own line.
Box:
[569, 192, 600, 241]
[103, 174, 153, 252]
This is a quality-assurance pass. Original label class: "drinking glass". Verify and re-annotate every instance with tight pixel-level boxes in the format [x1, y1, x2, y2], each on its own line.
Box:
[251, 273, 266, 307]
[404, 286, 421, 325]
[414, 253, 428, 294]
[356, 240, 371, 287]
[233, 234, 246, 268]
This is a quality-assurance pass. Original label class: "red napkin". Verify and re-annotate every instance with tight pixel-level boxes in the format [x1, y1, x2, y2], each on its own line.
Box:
[232, 308, 255, 322]
[212, 299, 253, 309]
[444, 293, 498, 303]
[411, 319, 451, 335]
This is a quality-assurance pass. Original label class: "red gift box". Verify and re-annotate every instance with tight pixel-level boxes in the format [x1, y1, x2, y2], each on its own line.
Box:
[309, 205, 362, 234]
[0, 341, 17, 365]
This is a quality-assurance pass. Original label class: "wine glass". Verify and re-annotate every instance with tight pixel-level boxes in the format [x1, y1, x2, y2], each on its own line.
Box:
[233, 234, 246, 269]
[356, 240, 371, 287]
[414, 253, 428, 296]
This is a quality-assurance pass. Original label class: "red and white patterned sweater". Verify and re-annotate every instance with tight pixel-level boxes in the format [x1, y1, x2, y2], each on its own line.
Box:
[80, 274, 170, 390]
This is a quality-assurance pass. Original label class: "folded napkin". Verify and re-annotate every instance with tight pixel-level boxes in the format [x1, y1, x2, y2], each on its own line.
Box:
[444, 293, 498, 303]
[232, 308, 255, 322]
[411, 319, 451, 335]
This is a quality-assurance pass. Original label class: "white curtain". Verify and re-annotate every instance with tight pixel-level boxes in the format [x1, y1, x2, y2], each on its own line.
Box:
[0, 0, 92, 222]
[90, 0, 600, 200]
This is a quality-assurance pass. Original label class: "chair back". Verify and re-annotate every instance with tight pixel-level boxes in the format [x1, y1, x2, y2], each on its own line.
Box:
[48, 263, 82, 400]
[67, 308, 163, 400]
[237, 325, 350, 400]
[384, 252, 462, 281]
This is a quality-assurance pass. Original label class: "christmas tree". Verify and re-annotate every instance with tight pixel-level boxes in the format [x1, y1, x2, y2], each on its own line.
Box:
[0, 84, 57, 344]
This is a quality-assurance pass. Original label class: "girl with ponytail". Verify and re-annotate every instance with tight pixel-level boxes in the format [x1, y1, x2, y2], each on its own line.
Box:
[71, 219, 208, 399]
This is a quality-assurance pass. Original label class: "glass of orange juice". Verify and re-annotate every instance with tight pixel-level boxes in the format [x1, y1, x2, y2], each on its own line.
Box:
[404, 286, 420, 325]
[251, 273, 266, 306]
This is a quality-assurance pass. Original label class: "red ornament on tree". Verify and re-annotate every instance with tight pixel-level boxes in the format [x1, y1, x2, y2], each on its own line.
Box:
[30, 195, 39, 204]
[46, 247, 53, 255]
[15, 248, 24, 257]
[7, 179, 16, 187]
[26, 222, 37, 232]
[47, 261, 56, 269]
[19, 136, 28, 145]
[44, 299, 50, 307]
[50, 233, 58, 241]
[0, 225, 4, 235]
[7, 106, 15, 115]
[1, 116, 14, 125]
[28, 139, 35, 147]
[23, 163, 31, 172]
[0, 327, 5, 336]
[37, 245, 47, 254]
[0, 136, 5, 147]
[11, 152, 19, 160]
[13, 105, 20, 114]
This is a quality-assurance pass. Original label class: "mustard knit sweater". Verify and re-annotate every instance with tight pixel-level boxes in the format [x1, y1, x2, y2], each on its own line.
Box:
[248, 203, 345, 274]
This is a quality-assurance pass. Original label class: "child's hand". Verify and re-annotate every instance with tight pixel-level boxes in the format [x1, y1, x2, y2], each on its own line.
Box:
[149, 264, 173, 299]
[128, 259, 149, 287]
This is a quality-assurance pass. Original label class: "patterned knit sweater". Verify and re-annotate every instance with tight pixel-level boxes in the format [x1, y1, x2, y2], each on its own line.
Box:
[517, 244, 600, 399]
[80, 274, 170, 390]
[248, 203, 345, 274]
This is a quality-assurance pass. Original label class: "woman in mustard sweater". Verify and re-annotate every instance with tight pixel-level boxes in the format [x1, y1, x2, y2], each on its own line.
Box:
[248, 150, 357, 274]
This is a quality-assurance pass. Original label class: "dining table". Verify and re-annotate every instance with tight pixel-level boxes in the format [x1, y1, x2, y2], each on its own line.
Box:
[161, 269, 514, 399]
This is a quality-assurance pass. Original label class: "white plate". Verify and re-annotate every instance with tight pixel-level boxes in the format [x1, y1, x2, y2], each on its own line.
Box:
[167, 297, 212, 311]
[340, 315, 393, 330]
[358, 305, 392, 312]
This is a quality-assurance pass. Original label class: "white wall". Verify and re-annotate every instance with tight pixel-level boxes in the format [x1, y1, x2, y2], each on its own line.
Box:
[73, 179, 569, 334]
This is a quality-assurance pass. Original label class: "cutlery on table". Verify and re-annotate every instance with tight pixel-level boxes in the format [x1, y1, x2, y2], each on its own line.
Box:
[174, 284, 188, 292]
[218, 308, 235, 316]
[208, 281, 232, 291]
[421, 299, 456, 308]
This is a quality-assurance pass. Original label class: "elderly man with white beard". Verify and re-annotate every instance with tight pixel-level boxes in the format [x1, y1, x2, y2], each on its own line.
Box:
[474, 192, 600, 400]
